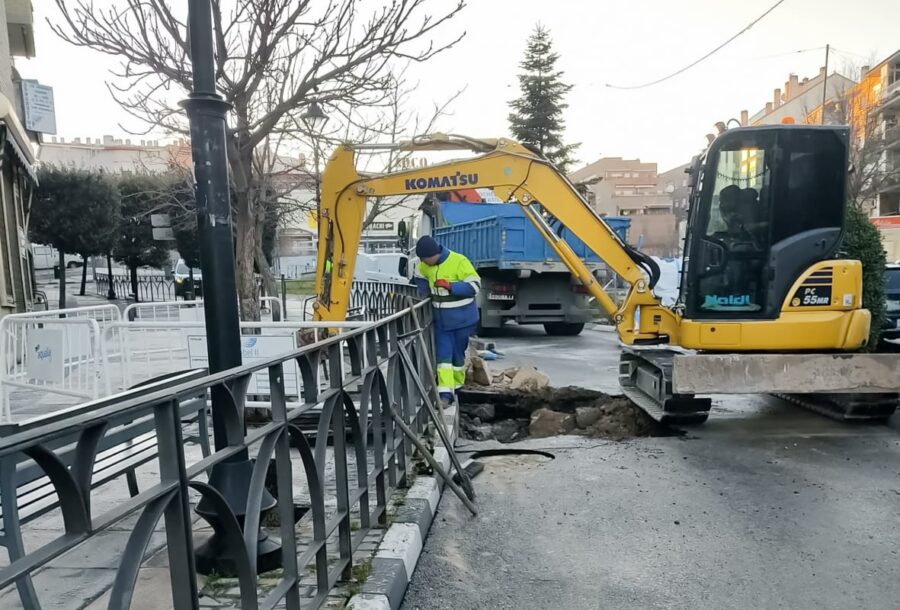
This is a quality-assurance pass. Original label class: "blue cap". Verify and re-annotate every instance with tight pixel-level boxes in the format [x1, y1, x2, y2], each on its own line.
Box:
[415, 236, 441, 258]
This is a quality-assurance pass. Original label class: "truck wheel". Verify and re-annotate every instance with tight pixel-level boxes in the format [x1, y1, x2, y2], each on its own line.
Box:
[544, 322, 584, 336]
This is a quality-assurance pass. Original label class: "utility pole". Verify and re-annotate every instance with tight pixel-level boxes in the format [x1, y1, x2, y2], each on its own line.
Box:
[821, 44, 830, 125]
[182, 0, 279, 575]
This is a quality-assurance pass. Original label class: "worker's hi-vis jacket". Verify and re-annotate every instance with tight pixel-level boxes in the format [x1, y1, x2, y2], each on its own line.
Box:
[416, 248, 481, 330]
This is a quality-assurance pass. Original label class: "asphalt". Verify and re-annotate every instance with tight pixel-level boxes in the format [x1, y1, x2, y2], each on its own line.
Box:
[401, 324, 900, 610]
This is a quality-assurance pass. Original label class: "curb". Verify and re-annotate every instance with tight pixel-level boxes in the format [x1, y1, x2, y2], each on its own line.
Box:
[347, 408, 457, 610]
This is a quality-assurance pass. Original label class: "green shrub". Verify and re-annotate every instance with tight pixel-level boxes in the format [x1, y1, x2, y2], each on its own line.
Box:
[841, 204, 887, 350]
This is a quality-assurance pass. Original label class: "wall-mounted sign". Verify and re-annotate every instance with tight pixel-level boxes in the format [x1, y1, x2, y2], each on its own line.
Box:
[21, 80, 57, 134]
[370, 221, 394, 231]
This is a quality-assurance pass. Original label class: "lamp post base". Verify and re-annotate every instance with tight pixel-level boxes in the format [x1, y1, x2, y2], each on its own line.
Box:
[194, 455, 282, 576]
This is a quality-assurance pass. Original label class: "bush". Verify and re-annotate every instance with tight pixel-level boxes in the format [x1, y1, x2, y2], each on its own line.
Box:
[840, 204, 886, 350]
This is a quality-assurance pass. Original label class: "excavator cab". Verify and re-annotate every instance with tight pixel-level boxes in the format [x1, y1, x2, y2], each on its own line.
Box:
[680, 125, 849, 321]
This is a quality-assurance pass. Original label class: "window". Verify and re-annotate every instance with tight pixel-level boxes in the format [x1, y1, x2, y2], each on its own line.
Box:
[890, 62, 900, 86]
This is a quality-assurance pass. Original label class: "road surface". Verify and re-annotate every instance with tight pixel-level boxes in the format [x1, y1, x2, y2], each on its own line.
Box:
[401, 325, 900, 610]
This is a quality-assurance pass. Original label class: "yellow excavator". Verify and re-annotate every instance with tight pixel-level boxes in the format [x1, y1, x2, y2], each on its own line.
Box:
[313, 126, 900, 424]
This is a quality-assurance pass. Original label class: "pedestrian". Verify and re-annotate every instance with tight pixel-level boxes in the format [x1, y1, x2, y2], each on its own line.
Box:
[414, 235, 481, 406]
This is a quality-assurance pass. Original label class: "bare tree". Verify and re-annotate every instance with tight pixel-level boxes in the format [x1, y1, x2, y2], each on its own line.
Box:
[359, 74, 465, 231]
[52, 0, 465, 318]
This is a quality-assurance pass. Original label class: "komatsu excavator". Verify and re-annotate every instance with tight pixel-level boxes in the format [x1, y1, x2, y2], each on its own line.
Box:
[313, 126, 900, 424]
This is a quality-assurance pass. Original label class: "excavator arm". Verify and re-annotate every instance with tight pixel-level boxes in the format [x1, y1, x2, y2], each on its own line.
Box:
[313, 135, 680, 344]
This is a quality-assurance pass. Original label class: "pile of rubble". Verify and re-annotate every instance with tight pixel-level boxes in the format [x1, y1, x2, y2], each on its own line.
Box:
[461, 354, 662, 443]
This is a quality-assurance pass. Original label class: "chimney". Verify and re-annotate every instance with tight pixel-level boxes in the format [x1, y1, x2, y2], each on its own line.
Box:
[786, 73, 799, 100]
[125, 139, 131, 145]
[740, 110, 749, 126]
[51, 136, 57, 143]
[765, 102, 773, 114]
[774, 88, 782, 108]
[73, 137, 81, 143]
[819, 66, 826, 77]
[140, 139, 145, 146]
[103, 135, 114, 144]
[860, 65, 870, 78]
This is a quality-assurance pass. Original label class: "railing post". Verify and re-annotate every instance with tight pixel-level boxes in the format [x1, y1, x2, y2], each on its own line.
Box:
[154, 398, 199, 609]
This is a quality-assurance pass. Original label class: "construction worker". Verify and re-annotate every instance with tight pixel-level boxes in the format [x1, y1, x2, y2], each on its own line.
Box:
[414, 235, 481, 405]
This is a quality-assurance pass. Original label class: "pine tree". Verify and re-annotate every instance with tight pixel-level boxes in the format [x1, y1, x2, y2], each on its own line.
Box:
[508, 25, 579, 172]
[841, 203, 887, 351]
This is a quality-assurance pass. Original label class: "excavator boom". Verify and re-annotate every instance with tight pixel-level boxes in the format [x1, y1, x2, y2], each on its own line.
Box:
[314, 136, 678, 344]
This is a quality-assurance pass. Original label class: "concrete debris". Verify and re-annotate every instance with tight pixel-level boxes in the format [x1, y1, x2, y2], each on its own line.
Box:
[467, 356, 493, 387]
[575, 405, 602, 429]
[458, 385, 667, 443]
[529, 408, 576, 438]
[509, 366, 550, 392]
[468, 403, 495, 422]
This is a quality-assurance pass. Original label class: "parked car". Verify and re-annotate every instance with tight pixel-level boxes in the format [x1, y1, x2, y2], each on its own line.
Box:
[173, 259, 202, 298]
[31, 244, 84, 270]
[881, 264, 900, 350]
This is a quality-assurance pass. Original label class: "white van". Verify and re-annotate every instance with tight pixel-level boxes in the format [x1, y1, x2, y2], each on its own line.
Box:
[31, 244, 84, 270]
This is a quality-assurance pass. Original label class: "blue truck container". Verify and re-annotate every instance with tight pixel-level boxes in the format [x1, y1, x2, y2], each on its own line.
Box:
[428, 202, 630, 336]
[434, 202, 629, 268]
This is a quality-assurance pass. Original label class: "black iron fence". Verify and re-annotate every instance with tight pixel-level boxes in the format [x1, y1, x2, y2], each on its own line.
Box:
[95, 271, 175, 302]
[301, 281, 420, 321]
[0, 300, 435, 609]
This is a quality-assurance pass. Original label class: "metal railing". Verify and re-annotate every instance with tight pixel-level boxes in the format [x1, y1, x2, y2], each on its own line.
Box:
[95, 271, 175, 302]
[0, 299, 436, 609]
[302, 281, 420, 321]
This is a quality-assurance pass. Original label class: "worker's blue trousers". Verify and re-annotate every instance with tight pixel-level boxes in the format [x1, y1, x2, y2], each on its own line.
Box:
[435, 324, 476, 400]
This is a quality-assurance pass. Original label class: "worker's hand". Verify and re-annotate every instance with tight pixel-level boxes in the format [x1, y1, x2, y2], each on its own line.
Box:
[434, 279, 451, 291]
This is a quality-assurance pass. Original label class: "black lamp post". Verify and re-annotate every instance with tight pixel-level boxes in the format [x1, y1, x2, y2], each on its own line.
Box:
[182, 0, 279, 575]
[302, 101, 329, 206]
[105, 253, 116, 300]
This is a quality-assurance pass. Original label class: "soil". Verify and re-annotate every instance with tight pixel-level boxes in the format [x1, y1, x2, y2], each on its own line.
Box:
[458, 385, 668, 443]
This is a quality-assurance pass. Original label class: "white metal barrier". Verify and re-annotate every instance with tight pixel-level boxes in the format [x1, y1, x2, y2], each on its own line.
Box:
[108, 319, 371, 395]
[0, 300, 368, 419]
[124, 298, 285, 323]
[0, 317, 109, 420]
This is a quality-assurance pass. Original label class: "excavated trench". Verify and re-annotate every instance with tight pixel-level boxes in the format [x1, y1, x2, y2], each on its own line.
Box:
[457, 386, 676, 443]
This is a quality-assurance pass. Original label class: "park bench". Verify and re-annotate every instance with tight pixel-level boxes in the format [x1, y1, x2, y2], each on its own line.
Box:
[0, 369, 212, 609]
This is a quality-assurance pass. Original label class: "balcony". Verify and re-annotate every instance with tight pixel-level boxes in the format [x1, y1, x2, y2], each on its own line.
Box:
[885, 124, 900, 150]
[5, 0, 34, 57]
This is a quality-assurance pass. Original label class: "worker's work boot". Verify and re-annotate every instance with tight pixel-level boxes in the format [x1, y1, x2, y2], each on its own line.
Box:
[440, 396, 454, 410]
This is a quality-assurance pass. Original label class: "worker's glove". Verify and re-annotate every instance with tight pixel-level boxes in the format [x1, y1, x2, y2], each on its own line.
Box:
[434, 279, 452, 291]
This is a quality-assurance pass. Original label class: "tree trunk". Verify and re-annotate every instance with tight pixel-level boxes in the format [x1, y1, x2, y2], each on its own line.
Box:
[130, 265, 140, 303]
[79, 254, 88, 296]
[57, 248, 66, 310]
[234, 189, 261, 321]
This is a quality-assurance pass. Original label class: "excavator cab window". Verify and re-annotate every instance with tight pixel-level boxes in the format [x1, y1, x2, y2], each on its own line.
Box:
[683, 126, 849, 320]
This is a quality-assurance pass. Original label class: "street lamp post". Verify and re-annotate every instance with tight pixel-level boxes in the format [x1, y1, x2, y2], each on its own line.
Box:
[105, 253, 116, 300]
[302, 101, 329, 206]
[182, 0, 279, 575]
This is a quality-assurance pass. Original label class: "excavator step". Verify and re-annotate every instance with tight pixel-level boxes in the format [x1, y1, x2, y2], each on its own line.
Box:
[618, 348, 711, 426]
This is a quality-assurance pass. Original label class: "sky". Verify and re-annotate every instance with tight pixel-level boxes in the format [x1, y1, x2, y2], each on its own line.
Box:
[17, 0, 900, 171]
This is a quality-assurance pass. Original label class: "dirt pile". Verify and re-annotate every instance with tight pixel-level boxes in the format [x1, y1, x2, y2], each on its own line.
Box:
[458, 385, 664, 443]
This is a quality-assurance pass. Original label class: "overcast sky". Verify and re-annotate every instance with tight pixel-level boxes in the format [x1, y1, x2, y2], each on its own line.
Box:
[18, 0, 900, 171]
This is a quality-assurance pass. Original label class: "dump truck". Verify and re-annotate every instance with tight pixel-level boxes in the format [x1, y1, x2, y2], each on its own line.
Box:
[425, 200, 629, 335]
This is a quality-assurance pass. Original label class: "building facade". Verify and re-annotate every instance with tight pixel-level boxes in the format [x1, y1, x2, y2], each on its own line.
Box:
[0, 0, 37, 316]
[569, 157, 679, 256]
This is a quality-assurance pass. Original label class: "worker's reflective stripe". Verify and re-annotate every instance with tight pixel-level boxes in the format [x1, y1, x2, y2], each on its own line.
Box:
[452, 365, 466, 388]
[433, 297, 475, 309]
[437, 386, 453, 394]
[437, 362, 456, 395]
